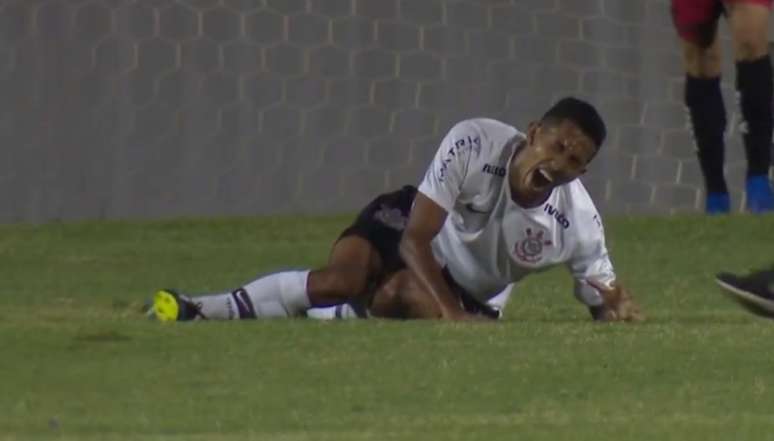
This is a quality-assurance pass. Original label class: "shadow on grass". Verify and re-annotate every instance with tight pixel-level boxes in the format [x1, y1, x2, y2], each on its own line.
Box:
[525, 314, 756, 326]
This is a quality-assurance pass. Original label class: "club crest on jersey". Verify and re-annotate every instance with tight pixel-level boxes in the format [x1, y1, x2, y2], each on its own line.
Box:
[374, 204, 408, 231]
[514, 228, 552, 263]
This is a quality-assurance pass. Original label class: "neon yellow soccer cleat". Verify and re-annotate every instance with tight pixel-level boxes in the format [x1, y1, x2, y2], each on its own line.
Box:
[148, 289, 204, 322]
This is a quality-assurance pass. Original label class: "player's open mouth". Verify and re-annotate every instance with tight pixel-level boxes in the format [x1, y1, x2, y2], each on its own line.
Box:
[529, 168, 554, 191]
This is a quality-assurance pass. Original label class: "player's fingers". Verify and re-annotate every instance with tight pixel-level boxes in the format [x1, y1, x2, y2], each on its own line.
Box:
[585, 278, 612, 293]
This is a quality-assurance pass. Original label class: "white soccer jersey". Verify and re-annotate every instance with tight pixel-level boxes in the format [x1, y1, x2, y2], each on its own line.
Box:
[418, 118, 615, 307]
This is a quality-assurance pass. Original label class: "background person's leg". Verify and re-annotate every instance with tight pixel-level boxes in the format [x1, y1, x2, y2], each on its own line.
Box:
[682, 38, 730, 213]
[673, 0, 729, 213]
[727, 1, 774, 212]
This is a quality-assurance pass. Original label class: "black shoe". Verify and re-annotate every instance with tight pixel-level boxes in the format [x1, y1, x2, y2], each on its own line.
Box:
[716, 269, 774, 317]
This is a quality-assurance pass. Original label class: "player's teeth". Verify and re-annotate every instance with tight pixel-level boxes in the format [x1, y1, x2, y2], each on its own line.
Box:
[539, 169, 553, 182]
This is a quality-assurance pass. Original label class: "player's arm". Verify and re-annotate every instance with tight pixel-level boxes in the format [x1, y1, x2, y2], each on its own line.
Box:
[400, 193, 470, 320]
[568, 213, 644, 322]
[399, 121, 481, 320]
[573, 265, 644, 322]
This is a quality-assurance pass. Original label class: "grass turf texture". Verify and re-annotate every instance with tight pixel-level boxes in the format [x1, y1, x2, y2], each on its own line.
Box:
[1, 214, 774, 440]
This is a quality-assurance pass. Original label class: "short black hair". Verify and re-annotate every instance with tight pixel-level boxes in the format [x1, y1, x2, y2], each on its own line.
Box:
[541, 97, 606, 149]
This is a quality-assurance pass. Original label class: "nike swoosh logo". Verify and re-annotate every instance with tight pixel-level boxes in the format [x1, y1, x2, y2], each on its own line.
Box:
[465, 203, 491, 214]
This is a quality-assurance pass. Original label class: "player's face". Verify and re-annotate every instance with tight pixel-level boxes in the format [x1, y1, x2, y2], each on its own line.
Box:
[511, 119, 597, 203]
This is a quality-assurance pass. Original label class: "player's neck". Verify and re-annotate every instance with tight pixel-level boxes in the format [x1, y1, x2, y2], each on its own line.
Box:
[510, 182, 551, 208]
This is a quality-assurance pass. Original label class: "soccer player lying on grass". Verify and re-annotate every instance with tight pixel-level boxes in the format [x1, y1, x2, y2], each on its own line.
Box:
[150, 184, 448, 320]
[373, 96, 643, 322]
[149, 183, 510, 321]
[148, 97, 642, 322]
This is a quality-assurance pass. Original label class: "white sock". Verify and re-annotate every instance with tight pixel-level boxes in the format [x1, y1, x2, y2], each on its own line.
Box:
[191, 270, 311, 319]
[487, 284, 513, 311]
[305, 304, 362, 320]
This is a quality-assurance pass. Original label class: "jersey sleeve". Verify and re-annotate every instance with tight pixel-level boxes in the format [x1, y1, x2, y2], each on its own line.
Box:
[567, 212, 616, 307]
[417, 120, 482, 212]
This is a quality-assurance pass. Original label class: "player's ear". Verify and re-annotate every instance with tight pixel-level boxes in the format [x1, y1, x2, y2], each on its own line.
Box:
[526, 121, 540, 144]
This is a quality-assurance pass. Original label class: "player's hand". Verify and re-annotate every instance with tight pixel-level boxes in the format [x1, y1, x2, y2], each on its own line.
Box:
[586, 279, 644, 322]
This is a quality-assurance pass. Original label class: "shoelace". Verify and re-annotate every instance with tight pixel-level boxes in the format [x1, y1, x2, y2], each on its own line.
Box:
[190, 300, 208, 320]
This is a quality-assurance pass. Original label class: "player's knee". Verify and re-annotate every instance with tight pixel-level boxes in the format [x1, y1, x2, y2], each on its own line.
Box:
[377, 276, 402, 305]
[370, 271, 433, 319]
[683, 45, 722, 77]
[735, 39, 768, 61]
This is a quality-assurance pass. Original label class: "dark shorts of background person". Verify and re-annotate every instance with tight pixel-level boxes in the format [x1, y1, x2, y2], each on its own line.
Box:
[671, 0, 773, 45]
[337, 185, 418, 277]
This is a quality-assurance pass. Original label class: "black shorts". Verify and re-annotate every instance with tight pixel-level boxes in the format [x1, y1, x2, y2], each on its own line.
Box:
[338, 185, 418, 275]
[671, 0, 771, 45]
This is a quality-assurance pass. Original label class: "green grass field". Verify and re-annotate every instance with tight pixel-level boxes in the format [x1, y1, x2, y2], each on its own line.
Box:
[2, 214, 774, 440]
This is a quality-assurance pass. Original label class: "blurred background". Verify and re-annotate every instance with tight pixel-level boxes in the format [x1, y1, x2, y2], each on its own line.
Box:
[0, 0, 767, 223]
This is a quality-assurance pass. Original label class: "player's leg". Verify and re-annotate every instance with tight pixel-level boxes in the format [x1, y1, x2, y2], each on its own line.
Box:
[150, 188, 426, 322]
[306, 185, 420, 320]
[673, 0, 729, 213]
[305, 271, 409, 320]
[151, 235, 382, 321]
[151, 185, 417, 322]
[152, 267, 315, 321]
[306, 234, 383, 308]
[726, 0, 774, 212]
[306, 269, 443, 320]
[369, 269, 444, 319]
[368, 270, 507, 320]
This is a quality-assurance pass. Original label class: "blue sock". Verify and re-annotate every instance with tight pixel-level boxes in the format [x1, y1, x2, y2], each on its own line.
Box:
[746, 175, 774, 213]
[705, 192, 730, 215]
